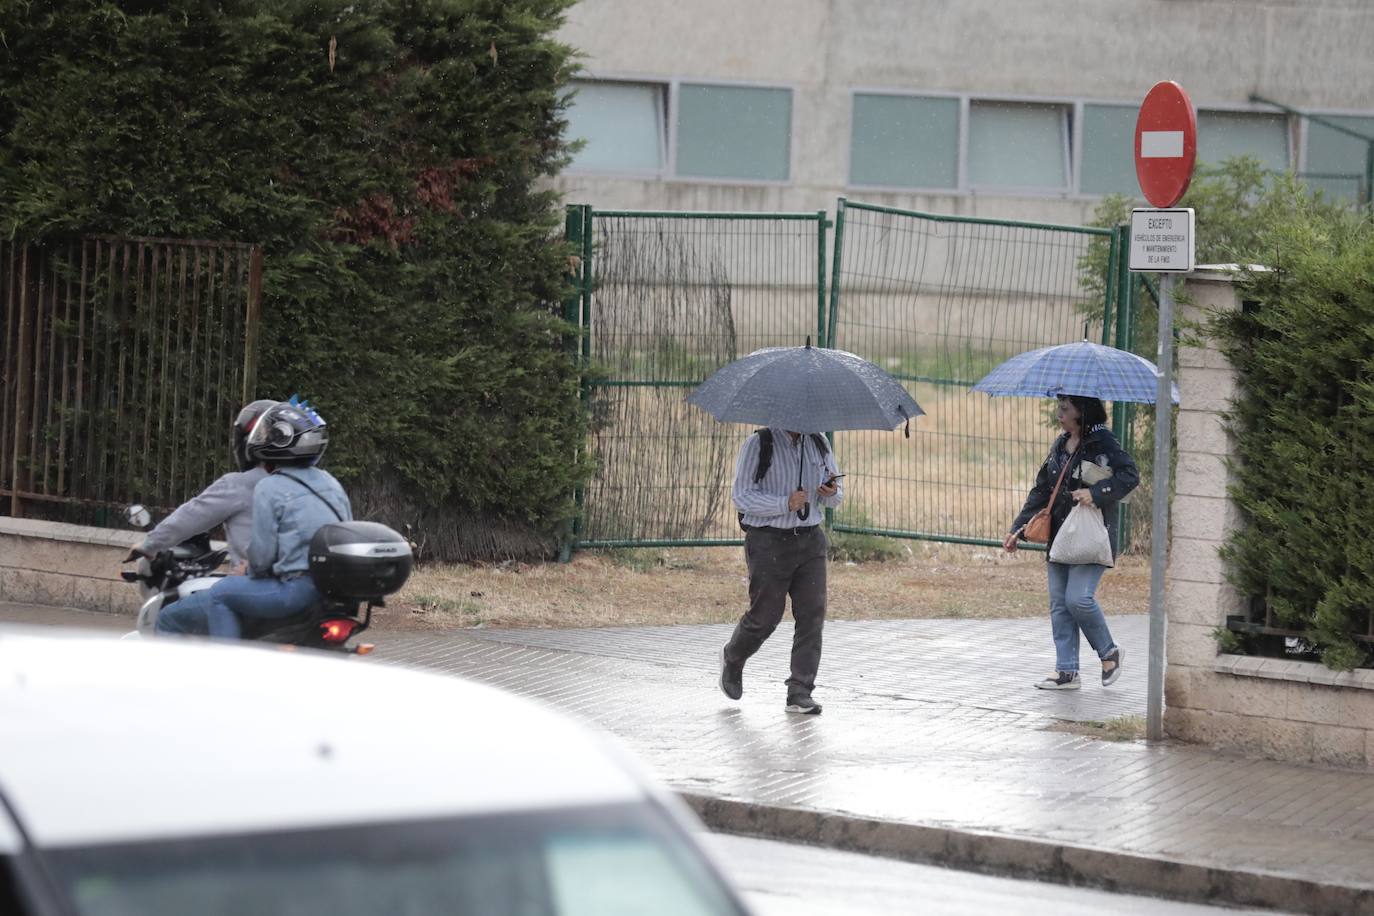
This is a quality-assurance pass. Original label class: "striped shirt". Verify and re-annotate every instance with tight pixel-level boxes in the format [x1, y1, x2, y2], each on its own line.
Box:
[732, 428, 843, 530]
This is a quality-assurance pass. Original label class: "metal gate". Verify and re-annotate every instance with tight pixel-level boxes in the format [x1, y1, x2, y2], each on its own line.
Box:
[1, 236, 261, 521]
[565, 207, 828, 547]
[565, 201, 1124, 551]
[824, 199, 1117, 547]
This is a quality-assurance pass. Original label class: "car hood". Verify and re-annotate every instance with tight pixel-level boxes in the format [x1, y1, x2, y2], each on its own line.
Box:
[0, 627, 646, 848]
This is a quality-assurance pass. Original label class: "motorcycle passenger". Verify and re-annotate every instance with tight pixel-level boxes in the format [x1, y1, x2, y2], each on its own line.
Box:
[156, 400, 351, 640]
[127, 400, 279, 569]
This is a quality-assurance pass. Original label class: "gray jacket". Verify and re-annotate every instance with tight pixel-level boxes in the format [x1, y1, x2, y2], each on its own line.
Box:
[138, 468, 268, 567]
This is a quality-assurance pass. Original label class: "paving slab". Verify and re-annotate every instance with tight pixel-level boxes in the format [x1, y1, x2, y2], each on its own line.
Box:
[373, 616, 1374, 915]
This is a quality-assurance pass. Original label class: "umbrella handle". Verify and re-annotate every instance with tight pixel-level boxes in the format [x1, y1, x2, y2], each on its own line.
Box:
[798, 502, 810, 521]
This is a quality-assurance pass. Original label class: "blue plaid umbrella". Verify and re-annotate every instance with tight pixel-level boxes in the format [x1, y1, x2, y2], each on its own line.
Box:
[972, 340, 1180, 405]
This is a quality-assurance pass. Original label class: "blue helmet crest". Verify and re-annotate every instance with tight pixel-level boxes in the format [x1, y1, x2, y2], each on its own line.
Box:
[286, 393, 326, 427]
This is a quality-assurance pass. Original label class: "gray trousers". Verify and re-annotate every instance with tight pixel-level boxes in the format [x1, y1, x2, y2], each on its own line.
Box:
[724, 525, 828, 698]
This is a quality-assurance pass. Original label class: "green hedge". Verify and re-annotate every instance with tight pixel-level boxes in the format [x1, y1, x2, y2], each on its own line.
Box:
[0, 0, 588, 559]
[1082, 164, 1373, 668]
[1212, 182, 1374, 670]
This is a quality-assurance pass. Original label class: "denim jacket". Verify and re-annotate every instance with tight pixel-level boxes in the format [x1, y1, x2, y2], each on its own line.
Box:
[248, 467, 352, 579]
[1010, 424, 1140, 558]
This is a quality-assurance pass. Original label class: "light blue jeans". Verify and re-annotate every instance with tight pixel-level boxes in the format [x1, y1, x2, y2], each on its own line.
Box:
[155, 574, 321, 641]
[1046, 561, 1117, 673]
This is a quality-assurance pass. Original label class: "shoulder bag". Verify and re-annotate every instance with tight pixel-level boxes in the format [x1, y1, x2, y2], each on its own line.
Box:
[1018, 449, 1076, 544]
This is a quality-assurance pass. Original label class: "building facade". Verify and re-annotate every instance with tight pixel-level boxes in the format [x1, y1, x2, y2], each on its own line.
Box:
[555, 0, 1374, 222]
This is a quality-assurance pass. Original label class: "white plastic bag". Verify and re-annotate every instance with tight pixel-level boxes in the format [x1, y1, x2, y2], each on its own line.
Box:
[1048, 503, 1114, 567]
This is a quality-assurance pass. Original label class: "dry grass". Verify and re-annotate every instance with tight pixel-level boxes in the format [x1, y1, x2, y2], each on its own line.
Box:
[1047, 714, 1148, 741]
[832, 382, 1057, 534]
[372, 540, 1150, 632]
[382, 359, 1153, 633]
[583, 382, 1072, 544]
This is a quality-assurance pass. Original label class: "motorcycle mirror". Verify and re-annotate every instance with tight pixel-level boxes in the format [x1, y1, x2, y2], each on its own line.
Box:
[124, 504, 152, 529]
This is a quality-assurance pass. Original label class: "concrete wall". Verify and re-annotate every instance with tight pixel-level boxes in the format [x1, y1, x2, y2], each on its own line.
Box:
[555, 0, 1374, 221]
[1164, 270, 1374, 770]
[0, 518, 143, 615]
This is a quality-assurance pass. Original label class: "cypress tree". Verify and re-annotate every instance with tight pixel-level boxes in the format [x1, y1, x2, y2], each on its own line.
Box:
[0, 0, 587, 558]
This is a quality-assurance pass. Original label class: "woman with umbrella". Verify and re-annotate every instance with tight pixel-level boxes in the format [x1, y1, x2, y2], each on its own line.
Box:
[1003, 394, 1139, 690]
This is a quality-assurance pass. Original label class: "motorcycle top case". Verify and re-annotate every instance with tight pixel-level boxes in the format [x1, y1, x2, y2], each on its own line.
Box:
[308, 521, 413, 601]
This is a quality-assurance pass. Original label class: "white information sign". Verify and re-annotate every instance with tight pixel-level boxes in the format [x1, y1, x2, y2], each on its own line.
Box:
[1129, 207, 1194, 272]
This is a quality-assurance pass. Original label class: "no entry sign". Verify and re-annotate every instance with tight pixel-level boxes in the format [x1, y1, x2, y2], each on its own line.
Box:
[1135, 81, 1197, 208]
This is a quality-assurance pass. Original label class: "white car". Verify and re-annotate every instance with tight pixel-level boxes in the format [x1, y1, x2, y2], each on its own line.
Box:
[0, 628, 751, 916]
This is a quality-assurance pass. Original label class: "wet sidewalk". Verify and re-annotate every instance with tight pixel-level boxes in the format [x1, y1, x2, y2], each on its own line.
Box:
[374, 615, 1374, 915]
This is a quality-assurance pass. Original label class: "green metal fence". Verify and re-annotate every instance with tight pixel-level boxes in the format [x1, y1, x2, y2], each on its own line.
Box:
[565, 200, 1126, 552]
[568, 207, 828, 548]
[823, 199, 1115, 548]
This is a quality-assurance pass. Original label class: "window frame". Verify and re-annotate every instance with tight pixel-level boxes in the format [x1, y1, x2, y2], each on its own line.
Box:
[1192, 102, 1294, 173]
[845, 89, 1112, 199]
[668, 77, 797, 187]
[562, 72, 797, 187]
[1295, 105, 1374, 175]
[562, 74, 671, 179]
[564, 78, 1369, 200]
[1074, 99, 1145, 199]
[845, 87, 965, 194]
[964, 93, 1075, 196]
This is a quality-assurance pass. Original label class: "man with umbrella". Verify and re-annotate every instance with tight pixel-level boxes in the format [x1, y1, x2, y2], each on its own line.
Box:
[721, 428, 843, 714]
[689, 340, 922, 716]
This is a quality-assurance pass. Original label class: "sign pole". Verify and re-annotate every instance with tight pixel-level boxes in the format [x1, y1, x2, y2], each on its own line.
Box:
[1131, 79, 1195, 744]
[1147, 273, 1175, 741]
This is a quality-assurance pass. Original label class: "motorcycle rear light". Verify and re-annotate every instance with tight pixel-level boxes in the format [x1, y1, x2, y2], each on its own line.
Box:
[320, 618, 359, 643]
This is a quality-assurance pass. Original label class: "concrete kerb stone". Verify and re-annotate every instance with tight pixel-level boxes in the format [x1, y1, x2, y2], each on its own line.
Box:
[681, 793, 1374, 916]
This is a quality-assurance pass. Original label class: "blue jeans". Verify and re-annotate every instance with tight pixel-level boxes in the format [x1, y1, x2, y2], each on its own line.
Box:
[155, 574, 322, 641]
[1046, 562, 1117, 673]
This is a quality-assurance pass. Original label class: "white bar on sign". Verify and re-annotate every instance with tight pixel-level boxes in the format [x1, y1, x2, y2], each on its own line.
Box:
[1140, 131, 1185, 158]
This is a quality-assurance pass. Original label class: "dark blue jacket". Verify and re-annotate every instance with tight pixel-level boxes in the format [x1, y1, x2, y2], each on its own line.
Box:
[1010, 424, 1140, 558]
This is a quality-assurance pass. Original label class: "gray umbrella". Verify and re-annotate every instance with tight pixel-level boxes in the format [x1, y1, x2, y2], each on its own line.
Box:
[687, 339, 924, 519]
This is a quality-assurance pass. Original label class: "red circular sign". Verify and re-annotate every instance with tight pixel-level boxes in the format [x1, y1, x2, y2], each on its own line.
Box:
[1134, 81, 1197, 208]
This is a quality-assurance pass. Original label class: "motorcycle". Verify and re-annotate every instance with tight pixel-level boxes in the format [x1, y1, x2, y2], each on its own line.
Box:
[120, 504, 413, 653]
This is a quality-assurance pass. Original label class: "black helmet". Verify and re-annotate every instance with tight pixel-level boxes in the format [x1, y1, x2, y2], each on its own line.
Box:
[245, 399, 329, 467]
[231, 399, 281, 471]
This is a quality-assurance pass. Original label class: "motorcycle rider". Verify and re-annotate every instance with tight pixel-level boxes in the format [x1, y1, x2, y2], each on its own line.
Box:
[126, 400, 279, 569]
[156, 398, 352, 639]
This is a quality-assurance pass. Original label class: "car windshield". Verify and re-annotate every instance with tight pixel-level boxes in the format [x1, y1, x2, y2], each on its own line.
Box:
[44, 802, 744, 916]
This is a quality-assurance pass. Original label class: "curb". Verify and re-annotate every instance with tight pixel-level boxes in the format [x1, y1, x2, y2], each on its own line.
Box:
[680, 793, 1374, 916]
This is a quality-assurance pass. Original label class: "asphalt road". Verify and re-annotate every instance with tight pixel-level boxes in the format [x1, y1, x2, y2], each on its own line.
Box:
[704, 833, 1289, 916]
